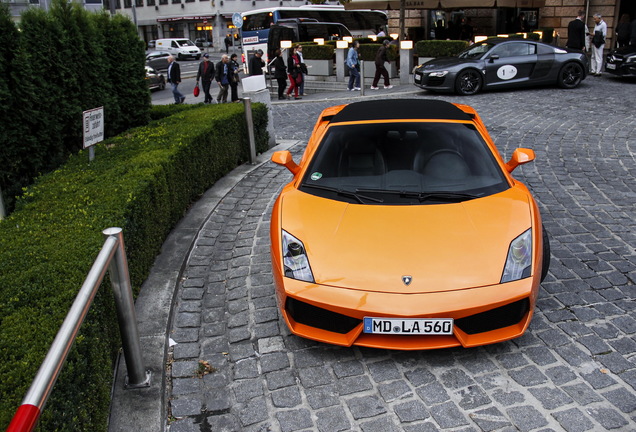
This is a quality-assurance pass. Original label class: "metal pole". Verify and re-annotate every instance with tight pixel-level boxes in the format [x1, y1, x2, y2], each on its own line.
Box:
[7, 235, 119, 432]
[89, 146, 95, 162]
[360, 60, 365, 96]
[242, 97, 257, 164]
[104, 227, 150, 388]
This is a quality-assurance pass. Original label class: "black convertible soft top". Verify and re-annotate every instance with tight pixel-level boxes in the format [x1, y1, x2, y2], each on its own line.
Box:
[330, 99, 472, 123]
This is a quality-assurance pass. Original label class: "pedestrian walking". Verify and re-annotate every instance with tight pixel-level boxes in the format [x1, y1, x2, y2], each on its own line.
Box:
[229, 53, 241, 102]
[590, 13, 607, 76]
[166, 55, 185, 104]
[215, 54, 231, 103]
[272, 48, 288, 100]
[286, 45, 303, 100]
[566, 10, 587, 50]
[224, 34, 231, 54]
[346, 41, 360, 91]
[196, 53, 215, 104]
[295, 44, 308, 96]
[249, 49, 265, 76]
[370, 39, 393, 90]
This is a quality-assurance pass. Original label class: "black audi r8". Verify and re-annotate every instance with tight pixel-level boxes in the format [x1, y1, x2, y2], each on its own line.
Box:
[413, 38, 588, 95]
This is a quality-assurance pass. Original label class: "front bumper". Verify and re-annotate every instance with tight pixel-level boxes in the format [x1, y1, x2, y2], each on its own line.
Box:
[274, 273, 539, 350]
[413, 71, 454, 92]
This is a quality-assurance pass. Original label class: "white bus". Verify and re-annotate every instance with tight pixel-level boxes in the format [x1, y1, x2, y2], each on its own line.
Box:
[241, 5, 388, 62]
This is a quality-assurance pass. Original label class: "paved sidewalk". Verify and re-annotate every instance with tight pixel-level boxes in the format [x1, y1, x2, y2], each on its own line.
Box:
[112, 75, 636, 431]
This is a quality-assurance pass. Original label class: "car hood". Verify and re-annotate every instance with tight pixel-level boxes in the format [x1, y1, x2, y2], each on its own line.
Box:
[279, 187, 533, 294]
[417, 57, 479, 72]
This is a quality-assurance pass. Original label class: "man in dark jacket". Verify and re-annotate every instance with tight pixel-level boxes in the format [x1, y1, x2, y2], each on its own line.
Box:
[566, 10, 587, 50]
[215, 54, 230, 103]
[167, 55, 185, 104]
[249, 49, 265, 76]
[196, 53, 215, 104]
[370, 39, 393, 90]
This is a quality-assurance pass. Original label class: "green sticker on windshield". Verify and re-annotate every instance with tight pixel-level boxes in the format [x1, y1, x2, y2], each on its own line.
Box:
[310, 172, 323, 181]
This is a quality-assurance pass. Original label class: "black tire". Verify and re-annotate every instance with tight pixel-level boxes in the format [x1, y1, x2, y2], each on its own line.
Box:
[557, 62, 584, 89]
[159, 78, 165, 90]
[455, 69, 483, 95]
[540, 225, 551, 282]
[195, 55, 201, 60]
[177, 53, 183, 61]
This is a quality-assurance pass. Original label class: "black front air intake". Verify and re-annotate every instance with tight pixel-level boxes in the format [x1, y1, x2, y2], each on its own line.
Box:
[286, 298, 361, 334]
[454, 298, 530, 335]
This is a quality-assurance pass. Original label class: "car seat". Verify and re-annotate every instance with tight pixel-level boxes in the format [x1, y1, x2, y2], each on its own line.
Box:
[338, 140, 386, 177]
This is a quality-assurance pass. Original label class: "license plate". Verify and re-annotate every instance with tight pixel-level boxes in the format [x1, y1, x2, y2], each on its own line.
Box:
[606, 63, 616, 70]
[363, 317, 453, 335]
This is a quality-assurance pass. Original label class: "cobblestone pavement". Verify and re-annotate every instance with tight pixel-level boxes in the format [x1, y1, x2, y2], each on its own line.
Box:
[166, 76, 636, 432]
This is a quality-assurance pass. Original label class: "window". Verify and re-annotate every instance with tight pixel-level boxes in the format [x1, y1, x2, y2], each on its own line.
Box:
[159, 0, 167, 4]
[147, 0, 155, 5]
[135, 0, 143, 6]
[123, 0, 131, 7]
[492, 42, 536, 58]
[171, 0, 180, 4]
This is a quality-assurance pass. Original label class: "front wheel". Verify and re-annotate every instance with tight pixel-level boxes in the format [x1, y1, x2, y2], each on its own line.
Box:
[159, 78, 165, 90]
[557, 62, 584, 89]
[455, 69, 483, 95]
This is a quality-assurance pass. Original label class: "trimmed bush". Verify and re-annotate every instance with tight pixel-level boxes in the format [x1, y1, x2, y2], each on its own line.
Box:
[299, 43, 335, 60]
[0, 2, 149, 215]
[414, 40, 469, 58]
[0, 103, 269, 431]
[358, 43, 399, 62]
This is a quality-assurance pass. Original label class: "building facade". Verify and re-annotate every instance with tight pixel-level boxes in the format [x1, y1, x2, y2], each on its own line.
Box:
[389, 0, 633, 49]
[3, 0, 634, 50]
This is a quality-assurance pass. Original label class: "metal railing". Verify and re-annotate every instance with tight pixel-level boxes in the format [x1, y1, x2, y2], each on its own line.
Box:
[7, 227, 151, 432]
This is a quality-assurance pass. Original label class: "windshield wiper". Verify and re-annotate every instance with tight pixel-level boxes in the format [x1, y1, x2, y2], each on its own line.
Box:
[302, 184, 384, 203]
[356, 188, 480, 203]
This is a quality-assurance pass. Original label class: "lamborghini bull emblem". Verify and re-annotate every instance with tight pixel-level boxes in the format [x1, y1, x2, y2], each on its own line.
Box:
[402, 276, 412, 286]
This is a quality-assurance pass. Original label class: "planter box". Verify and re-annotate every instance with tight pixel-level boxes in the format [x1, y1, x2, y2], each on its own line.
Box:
[304, 59, 334, 76]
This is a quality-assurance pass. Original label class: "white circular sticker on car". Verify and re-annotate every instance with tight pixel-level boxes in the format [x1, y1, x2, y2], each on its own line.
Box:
[496, 65, 518, 80]
[310, 172, 322, 181]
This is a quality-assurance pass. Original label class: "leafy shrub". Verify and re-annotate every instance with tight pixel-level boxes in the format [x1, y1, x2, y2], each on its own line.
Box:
[299, 43, 334, 60]
[414, 40, 469, 58]
[0, 1, 149, 215]
[0, 103, 269, 431]
[358, 43, 399, 62]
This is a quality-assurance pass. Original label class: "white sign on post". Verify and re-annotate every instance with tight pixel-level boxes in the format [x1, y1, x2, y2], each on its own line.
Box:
[83, 107, 104, 149]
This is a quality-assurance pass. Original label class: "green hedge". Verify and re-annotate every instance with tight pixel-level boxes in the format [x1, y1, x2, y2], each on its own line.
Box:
[298, 43, 334, 60]
[0, 102, 268, 431]
[0, 1, 149, 214]
[414, 40, 469, 58]
[358, 43, 399, 62]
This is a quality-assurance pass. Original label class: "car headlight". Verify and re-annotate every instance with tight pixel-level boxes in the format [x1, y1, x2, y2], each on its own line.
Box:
[626, 56, 636, 64]
[501, 229, 532, 283]
[282, 230, 314, 283]
[428, 71, 449, 77]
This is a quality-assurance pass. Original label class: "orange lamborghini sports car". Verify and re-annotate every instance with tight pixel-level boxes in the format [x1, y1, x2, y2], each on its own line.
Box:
[270, 99, 550, 350]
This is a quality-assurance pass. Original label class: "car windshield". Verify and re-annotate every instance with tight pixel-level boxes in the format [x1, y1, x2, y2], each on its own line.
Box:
[299, 122, 509, 205]
[458, 42, 494, 59]
[177, 39, 195, 46]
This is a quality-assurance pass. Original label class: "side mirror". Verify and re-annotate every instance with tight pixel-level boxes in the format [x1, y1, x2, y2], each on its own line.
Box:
[271, 150, 300, 175]
[505, 148, 535, 173]
[489, 54, 500, 62]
